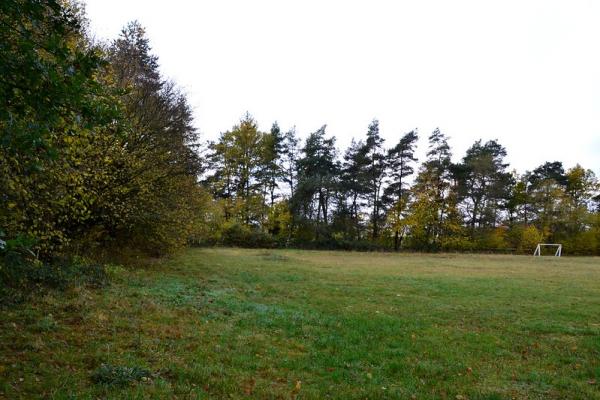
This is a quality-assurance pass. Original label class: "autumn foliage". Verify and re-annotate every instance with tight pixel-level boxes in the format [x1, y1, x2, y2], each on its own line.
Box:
[2, 0, 600, 288]
[1, 0, 207, 291]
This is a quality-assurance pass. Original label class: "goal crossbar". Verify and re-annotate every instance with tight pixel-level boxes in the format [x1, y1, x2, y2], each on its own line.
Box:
[533, 243, 562, 257]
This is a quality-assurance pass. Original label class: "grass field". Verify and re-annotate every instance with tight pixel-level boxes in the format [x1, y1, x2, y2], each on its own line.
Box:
[1, 248, 600, 399]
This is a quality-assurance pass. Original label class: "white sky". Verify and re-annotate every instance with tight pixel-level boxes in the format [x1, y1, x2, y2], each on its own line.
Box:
[85, 0, 600, 173]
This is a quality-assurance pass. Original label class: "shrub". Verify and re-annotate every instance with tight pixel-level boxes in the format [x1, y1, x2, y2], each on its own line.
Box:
[440, 236, 475, 252]
[91, 363, 152, 386]
[519, 225, 544, 253]
[0, 239, 110, 305]
[562, 231, 597, 255]
[288, 237, 386, 251]
[220, 222, 275, 248]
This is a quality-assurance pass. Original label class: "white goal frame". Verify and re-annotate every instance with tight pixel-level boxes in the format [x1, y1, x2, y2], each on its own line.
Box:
[533, 243, 562, 257]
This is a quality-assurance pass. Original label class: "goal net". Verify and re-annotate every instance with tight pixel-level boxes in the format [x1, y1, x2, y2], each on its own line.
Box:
[533, 243, 562, 257]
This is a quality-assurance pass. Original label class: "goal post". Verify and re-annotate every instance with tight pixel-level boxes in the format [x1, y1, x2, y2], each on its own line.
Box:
[533, 243, 562, 257]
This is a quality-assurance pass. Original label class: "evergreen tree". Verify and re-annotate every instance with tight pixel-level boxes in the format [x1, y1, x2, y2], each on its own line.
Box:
[506, 172, 530, 225]
[383, 130, 419, 250]
[109, 21, 161, 92]
[293, 126, 339, 240]
[362, 119, 387, 239]
[529, 162, 568, 187]
[340, 139, 369, 240]
[106, 21, 203, 253]
[527, 161, 568, 237]
[407, 128, 454, 249]
[281, 127, 300, 197]
[260, 122, 285, 208]
[455, 140, 511, 231]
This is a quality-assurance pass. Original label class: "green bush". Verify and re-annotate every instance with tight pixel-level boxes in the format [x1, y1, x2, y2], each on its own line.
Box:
[288, 237, 385, 251]
[562, 231, 597, 255]
[91, 363, 152, 386]
[220, 222, 275, 248]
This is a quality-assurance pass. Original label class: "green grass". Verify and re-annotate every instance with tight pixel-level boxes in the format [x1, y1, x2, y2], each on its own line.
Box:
[1, 248, 600, 399]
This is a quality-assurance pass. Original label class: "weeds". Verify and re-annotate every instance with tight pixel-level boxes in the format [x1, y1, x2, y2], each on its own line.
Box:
[0, 254, 112, 306]
[91, 363, 152, 386]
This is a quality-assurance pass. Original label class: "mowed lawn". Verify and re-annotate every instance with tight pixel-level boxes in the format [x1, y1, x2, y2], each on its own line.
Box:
[1, 249, 600, 399]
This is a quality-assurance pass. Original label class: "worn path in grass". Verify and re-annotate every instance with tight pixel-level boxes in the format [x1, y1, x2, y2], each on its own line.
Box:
[1, 248, 599, 399]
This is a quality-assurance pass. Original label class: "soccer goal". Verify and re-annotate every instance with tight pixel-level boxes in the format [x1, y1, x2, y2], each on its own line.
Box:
[533, 243, 562, 257]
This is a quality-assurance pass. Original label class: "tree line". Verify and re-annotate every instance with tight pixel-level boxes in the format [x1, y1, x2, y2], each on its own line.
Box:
[203, 116, 600, 254]
[2, 0, 600, 289]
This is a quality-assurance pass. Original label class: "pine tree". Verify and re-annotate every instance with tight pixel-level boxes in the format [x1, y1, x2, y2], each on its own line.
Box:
[340, 139, 369, 240]
[527, 161, 568, 237]
[383, 130, 419, 250]
[455, 140, 511, 232]
[362, 119, 387, 240]
[293, 126, 339, 240]
[281, 127, 300, 197]
[408, 128, 453, 249]
[260, 122, 285, 208]
[106, 21, 203, 254]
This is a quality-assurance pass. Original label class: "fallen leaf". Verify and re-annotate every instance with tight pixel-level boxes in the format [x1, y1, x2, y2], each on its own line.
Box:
[291, 380, 302, 400]
[242, 378, 255, 395]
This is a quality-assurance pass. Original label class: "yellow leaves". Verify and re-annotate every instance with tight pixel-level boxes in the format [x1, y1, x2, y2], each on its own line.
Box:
[290, 380, 302, 399]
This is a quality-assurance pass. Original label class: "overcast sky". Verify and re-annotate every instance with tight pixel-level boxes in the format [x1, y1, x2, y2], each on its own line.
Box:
[85, 0, 600, 173]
